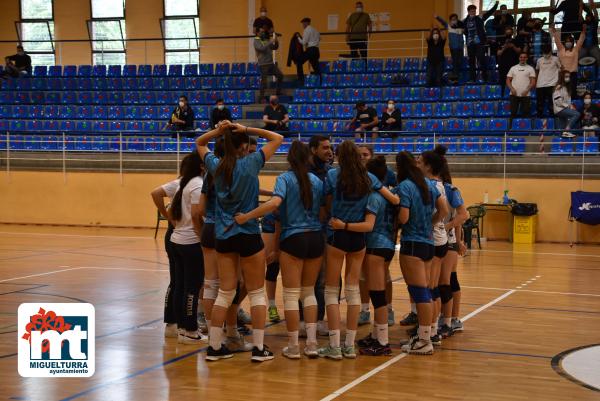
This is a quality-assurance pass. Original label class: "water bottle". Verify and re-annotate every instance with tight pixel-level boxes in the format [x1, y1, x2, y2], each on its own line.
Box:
[503, 190, 510, 205]
[483, 190, 489, 204]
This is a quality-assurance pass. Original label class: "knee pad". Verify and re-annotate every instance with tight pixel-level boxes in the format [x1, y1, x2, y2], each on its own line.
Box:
[344, 285, 361, 306]
[325, 286, 340, 306]
[248, 288, 267, 307]
[369, 290, 387, 309]
[439, 284, 453, 304]
[203, 279, 219, 300]
[265, 262, 280, 282]
[214, 288, 236, 309]
[301, 286, 317, 307]
[431, 287, 440, 301]
[283, 287, 301, 311]
[407, 285, 431, 304]
[450, 272, 461, 292]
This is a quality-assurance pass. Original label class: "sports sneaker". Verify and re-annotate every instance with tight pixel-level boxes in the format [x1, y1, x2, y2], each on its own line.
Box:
[359, 342, 392, 356]
[251, 345, 274, 362]
[224, 332, 253, 352]
[197, 312, 208, 334]
[206, 345, 234, 361]
[358, 310, 371, 326]
[164, 323, 178, 338]
[399, 311, 418, 326]
[400, 334, 418, 346]
[387, 308, 395, 326]
[268, 305, 281, 322]
[430, 334, 442, 347]
[562, 131, 576, 138]
[317, 320, 329, 336]
[342, 345, 357, 359]
[178, 330, 208, 344]
[237, 308, 252, 325]
[357, 333, 377, 349]
[282, 344, 301, 359]
[451, 318, 464, 332]
[438, 324, 454, 339]
[317, 345, 343, 360]
[401, 337, 434, 355]
[304, 342, 319, 358]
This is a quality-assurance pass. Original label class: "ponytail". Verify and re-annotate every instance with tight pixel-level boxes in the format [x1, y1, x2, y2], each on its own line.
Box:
[170, 151, 204, 221]
[215, 128, 249, 188]
[396, 151, 431, 205]
[287, 140, 312, 210]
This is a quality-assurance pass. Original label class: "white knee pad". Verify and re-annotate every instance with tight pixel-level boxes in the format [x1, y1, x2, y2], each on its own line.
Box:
[301, 286, 317, 307]
[325, 286, 340, 306]
[248, 288, 267, 307]
[283, 287, 301, 311]
[214, 288, 236, 309]
[345, 285, 361, 306]
[203, 279, 220, 300]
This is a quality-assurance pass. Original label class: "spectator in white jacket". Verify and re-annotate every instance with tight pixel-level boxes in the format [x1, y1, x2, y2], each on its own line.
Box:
[553, 70, 581, 138]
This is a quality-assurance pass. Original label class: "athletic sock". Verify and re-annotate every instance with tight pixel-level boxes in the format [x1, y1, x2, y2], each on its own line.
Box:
[306, 323, 317, 344]
[432, 322, 438, 335]
[329, 329, 341, 348]
[253, 328, 265, 351]
[361, 303, 370, 312]
[198, 302, 205, 314]
[288, 330, 299, 347]
[376, 324, 388, 346]
[226, 324, 237, 337]
[371, 324, 377, 339]
[410, 303, 417, 314]
[417, 325, 431, 341]
[209, 326, 222, 349]
[444, 317, 452, 327]
[387, 303, 393, 311]
[269, 299, 276, 308]
[345, 329, 357, 347]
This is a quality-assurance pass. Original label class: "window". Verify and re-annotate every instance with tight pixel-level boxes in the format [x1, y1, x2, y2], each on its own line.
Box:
[90, 0, 126, 65]
[162, 0, 199, 64]
[18, 0, 55, 66]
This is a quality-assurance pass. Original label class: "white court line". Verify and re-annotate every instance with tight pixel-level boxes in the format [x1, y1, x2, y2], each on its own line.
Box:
[0, 231, 153, 240]
[470, 248, 600, 259]
[0, 266, 169, 284]
[77, 266, 169, 273]
[0, 267, 84, 283]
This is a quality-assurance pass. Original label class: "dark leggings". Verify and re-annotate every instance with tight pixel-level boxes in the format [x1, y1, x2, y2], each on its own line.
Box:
[171, 242, 204, 331]
[164, 225, 177, 324]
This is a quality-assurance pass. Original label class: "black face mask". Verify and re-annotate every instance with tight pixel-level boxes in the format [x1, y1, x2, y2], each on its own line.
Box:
[260, 32, 269, 39]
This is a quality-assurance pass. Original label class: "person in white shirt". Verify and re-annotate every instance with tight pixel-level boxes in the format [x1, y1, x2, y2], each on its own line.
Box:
[535, 44, 562, 117]
[168, 151, 206, 344]
[553, 70, 581, 138]
[298, 17, 321, 83]
[506, 52, 536, 127]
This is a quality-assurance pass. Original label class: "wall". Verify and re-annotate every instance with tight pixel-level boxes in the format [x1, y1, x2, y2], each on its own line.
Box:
[0, 0, 20, 61]
[53, 0, 92, 65]
[1, 171, 599, 244]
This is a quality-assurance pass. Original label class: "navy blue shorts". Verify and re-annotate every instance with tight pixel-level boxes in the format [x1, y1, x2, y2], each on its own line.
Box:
[327, 230, 366, 253]
[366, 247, 395, 262]
[400, 240, 434, 262]
[280, 231, 325, 259]
[215, 233, 264, 257]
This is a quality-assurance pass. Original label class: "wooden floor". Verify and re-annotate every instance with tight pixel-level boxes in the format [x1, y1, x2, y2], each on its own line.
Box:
[1, 224, 600, 401]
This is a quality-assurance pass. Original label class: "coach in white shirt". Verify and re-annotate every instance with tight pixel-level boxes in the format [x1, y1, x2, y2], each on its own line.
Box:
[299, 17, 321, 82]
[506, 52, 536, 127]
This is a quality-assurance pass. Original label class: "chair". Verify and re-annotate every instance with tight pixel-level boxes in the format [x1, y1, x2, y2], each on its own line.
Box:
[331, 60, 348, 74]
[184, 64, 199, 76]
[384, 58, 401, 73]
[92, 65, 107, 77]
[464, 205, 486, 249]
[107, 65, 122, 77]
[34, 66, 47, 76]
[199, 63, 214, 76]
[443, 86, 461, 101]
[215, 63, 230, 76]
[153, 64, 167, 76]
[462, 85, 481, 100]
[231, 62, 246, 75]
[349, 59, 366, 73]
[414, 103, 433, 118]
[78, 65, 92, 77]
[168, 65, 183, 76]
[48, 65, 62, 77]
[123, 65, 137, 77]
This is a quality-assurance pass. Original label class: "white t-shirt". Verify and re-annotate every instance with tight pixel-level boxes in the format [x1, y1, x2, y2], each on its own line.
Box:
[161, 178, 180, 200]
[507, 64, 536, 96]
[431, 179, 448, 247]
[170, 176, 203, 245]
[536, 56, 561, 88]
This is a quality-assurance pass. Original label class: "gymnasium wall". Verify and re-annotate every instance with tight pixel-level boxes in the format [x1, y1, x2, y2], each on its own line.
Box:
[1, 171, 599, 244]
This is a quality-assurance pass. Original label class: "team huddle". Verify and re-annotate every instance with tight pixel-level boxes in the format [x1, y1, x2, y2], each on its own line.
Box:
[152, 121, 469, 362]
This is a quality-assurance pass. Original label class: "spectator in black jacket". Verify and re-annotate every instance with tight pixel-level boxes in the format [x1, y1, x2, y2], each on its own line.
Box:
[580, 1, 600, 66]
[287, 32, 305, 83]
[0, 46, 32, 79]
[497, 25, 524, 97]
[165, 95, 195, 137]
[551, 0, 585, 40]
[253, 6, 274, 34]
[426, 27, 446, 87]
[463, 1, 499, 82]
[379, 100, 402, 136]
[495, 4, 515, 34]
[210, 99, 232, 129]
[580, 91, 600, 134]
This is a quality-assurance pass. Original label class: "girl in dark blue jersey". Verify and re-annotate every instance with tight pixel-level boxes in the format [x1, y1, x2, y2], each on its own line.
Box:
[196, 121, 283, 362]
[396, 151, 447, 355]
[236, 141, 325, 359]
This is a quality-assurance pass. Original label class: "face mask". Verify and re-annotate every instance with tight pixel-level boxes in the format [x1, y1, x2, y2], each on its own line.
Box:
[217, 105, 224, 110]
[584, 98, 592, 105]
[502, 10, 507, 15]
[356, 7, 363, 12]
[565, 42, 574, 49]
[433, 34, 440, 40]
[260, 11, 267, 17]
[544, 53, 551, 58]
[564, 77, 571, 83]
[178, 101, 185, 108]
[450, 19, 457, 25]
[387, 103, 394, 110]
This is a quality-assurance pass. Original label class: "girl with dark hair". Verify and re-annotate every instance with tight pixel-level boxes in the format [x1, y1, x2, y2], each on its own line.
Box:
[196, 121, 283, 362]
[167, 150, 206, 344]
[427, 27, 446, 87]
[396, 151, 447, 355]
[319, 140, 399, 360]
[235, 140, 325, 359]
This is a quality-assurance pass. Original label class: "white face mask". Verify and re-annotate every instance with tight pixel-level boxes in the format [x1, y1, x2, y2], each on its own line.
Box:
[544, 53, 551, 58]
[433, 34, 440, 40]
[501, 10, 507, 15]
[260, 11, 267, 17]
[356, 7, 363, 12]
[584, 98, 592, 105]
[387, 103, 395, 110]
[450, 19, 458, 25]
[565, 42, 574, 49]
[564, 77, 571, 83]
[217, 105, 224, 110]
[178, 101, 185, 108]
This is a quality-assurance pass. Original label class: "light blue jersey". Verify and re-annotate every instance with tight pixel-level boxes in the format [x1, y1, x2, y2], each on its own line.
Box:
[204, 150, 265, 239]
[325, 167, 382, 224]
[273, 171, 324, 241]
[396, 178, 440, 245]
[366, 191, 396, 250]
[384, 167, 396, 187]
[201, 173, 216, 224]
[444, 182, 464, 244]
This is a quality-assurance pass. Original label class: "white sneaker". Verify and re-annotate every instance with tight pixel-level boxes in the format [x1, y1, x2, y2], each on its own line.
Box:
[283, 345, 301, 359]
[178, 330, 208, 344]
[562, 131, 576, 138]
[164, 324, 178, 338]
[401, 337, 434, 355]
[317, 320, 329, 336]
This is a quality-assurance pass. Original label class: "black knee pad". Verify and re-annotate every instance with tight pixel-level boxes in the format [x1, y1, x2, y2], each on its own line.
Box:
[265, 262, 280, 282]
[439, 284, 453, 304]
[431, 287, 441, 301]
[232, 282, 241, 305]
[450, 272, 461, 292]
[369, 290, 387, 309]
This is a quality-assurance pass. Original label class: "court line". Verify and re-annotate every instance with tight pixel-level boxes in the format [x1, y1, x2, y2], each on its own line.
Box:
[0, 230, 154, 240]
[471, 248, 600, 259]
[460, 290, 516, 322]
[0, 267, 84, 283]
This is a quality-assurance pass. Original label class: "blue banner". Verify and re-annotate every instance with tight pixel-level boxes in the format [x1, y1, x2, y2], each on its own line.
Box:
[571, 191, 600, 225]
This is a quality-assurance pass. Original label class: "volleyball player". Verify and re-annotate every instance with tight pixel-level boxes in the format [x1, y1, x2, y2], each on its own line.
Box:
[196, 121, 283, 362]
[358, 156, 398, 356]
[167, 151, 206, 344]
[319, 140, 399, 360]
[262, 212, 282, 322]
[235, 140, 325, 359]
[396, 151, 447, 355]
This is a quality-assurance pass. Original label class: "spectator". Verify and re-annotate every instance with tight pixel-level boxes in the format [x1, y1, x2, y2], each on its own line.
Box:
[535, 44, 561, 117]
[580, 91, 600, 136]
[348, 101, 379, 138]
[0, 45, 32, 80]
[263, 95, 289, 133]
[435, 13, 464, 83]
[287, 32, 305, 83]
[254, 25, 283, 99]
[580, 1, 600, 66]
[551, 0, 585, 40]
[379, 100, 402, 135]
[210, 99, 232, 129]
[253, 6, 274, 35]
[463, 1, 499, 82]
[486, 10, 501, 57]
[497, 25, 523, 97]
[495, 4, 515, 34]
[551, 23, 586, 98]
[517, 10, 533, 37]
[553, 70, 581, 137]
[346, 1, 372, 59]
[298, 17, 321, 83]
[165, 95, 195, 137]
[507, 52, 536, 126]
[426, 27, 446, 87]
[526, 18, 551, 64]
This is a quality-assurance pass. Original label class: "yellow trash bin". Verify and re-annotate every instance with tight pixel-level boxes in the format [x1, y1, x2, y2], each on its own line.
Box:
[513, 215, 537, 244]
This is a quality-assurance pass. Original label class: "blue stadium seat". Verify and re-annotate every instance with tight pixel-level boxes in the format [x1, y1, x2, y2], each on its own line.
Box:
[184, 64, 198, 76]
[300, 104, 318, 119]
[230, 105, 242, 119]
[489, 118, 508, 131]
[405, 120, 424, 132]
[48, 65, 62, 77]
[78, 65, 92, 77]
[43, 105, 59, 119]
[123, 77, 138, 90]
[107, 65, 122, 77]
[0, 92, 13, 104]
[138, 65, 152, 76]
[141, 106, 158, 120]
[497, 100, 510, 116]
[123, 91, 139, 104]
[404, 87, 422, 101]
[14, 92, 30, 104]
[43, 120, 60, 131]
[481, 137, 503, 153]
[349, 59, 366, 73]
[62, 65, 76, 77]
[335, 104, 354, 119]
[34, 66, 47, 76]
[415, 136, 435, 152]
[459, 136, 481, 153]
[168, 65, 183, 76]
[394, 137, 413, 152]
[79, 105, 94, 119]
[534, 118, 555, 130]
[168, 77, 184, 90]
[93, 121, 110, 132]
[442, 86, 461, 101]
[223, 90, 238, 104]
[304, 75, 320, 87]
[231, 62, 246, 76]
[124, 106, 141, 120]
[367, 59, 383, 73]
[445, 119, 465, 133]
[31, 77, 46, 90]
[205, 91, 221, 104]
[373, 137, 394, 153]
[433, 102, 452, 118]
[463, 85, 482, 100]
[76, 120, 92, 132]
[305, 120, 324, 132]
[153, 77, 167, 90]
[215, 63, 230, 75]
[143, 121, 160, 132]
[77, 92, 92, 104]
[455, 102, 474, 117]
[93, 105, 108, 119]
[421, 87, 441, 100]
[345, 88, 364, 102]
[123, 65, 137, 77]
[317, 104, 335, 119]
[551, 137, 575, 154]
[31, 92, 45, 104]
[375, 73, 393, 87]
[107, 77, 123, 90]
[158, 105, 172, 119]
[365, 88, 383, 102]
[92, 65, 106, 77]
[468, 119, 489, 132]
[199, 63, 214, 76]
[216, 76, 233, 89]
[325, 89, 343, 103]
[153, 64, 167, 76]
[483, 85, 502, 100]
[414, 103, 433, 118]
[289, 120, 306, 132]
[60, 105, 76, 119]
[93, 92, 108, 104]
[110, 121, 127, 131]
[575, 136, 599, 153]
[200, 76, 216, 88]
[78, 78, 92, 90]
[511, 118, 532, 130]
[196, 106, 209, 120]
[137, 77, 152, 90]
[293, 89, 308, 103]
[321, 74, 336, 88]
[425, 119, 443, 132]
[403, 58, 421, 72]
[232, 76, 248, 89]
[384, 58, 401, 73]
[107, 106, 124, 120]
[126, 121, 143, 131]
[26, 120, 43, 132]
[331, 60, 348, 74]
[437, 137, 459, 153]
[399, 103, 413, 118]
[476, 101, 496, 117]
[355, 74, 374, 87]
[246, 62, 259, 75]
[0, 105, 10, 118]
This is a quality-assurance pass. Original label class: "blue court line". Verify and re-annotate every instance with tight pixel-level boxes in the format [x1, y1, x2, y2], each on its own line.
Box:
[0, 285, 48, 295]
